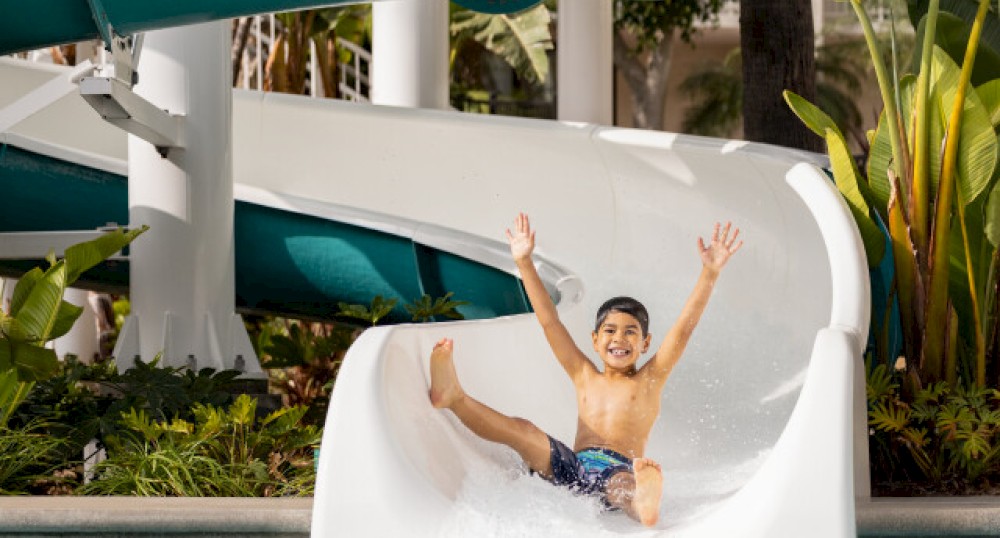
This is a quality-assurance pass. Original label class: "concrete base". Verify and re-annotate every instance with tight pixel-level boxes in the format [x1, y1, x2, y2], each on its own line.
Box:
[857, 497, 1000, 537]
[0, 497, 311, 537]
[2, 496, 1000, 536]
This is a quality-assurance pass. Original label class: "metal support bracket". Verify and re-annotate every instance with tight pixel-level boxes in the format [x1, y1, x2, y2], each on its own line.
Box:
[86, 0, 143, 87]
[80, 76, 184, 153]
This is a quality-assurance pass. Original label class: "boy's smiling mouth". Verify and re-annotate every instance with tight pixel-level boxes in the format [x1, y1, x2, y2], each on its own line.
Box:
[609, 347, 630, 357]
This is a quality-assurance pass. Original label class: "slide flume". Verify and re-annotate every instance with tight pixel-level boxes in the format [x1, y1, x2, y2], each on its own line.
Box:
[0, 58, 868, 537]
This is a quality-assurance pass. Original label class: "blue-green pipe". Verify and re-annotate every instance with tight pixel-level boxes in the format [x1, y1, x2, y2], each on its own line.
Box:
[0, 0, 540, 56]
[0, 0, 359, 55]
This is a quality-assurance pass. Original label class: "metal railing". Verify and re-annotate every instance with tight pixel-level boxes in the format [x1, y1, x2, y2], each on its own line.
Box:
[823, 0, 894, 27]
[235, 14, 370, 101]
[337, 38, 371, 102]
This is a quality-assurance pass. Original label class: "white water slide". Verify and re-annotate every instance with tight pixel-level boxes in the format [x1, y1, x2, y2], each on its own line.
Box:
[1, 59, 869, 537]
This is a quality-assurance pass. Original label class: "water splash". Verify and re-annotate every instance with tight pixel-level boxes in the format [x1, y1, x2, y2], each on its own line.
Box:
[438, 458, 660, 537]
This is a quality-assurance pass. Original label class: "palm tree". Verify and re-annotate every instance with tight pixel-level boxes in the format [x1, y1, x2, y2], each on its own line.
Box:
[740, 0, 821, 152]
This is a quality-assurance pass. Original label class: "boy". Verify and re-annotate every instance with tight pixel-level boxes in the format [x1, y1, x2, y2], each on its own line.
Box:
[429, 213, 742, 527]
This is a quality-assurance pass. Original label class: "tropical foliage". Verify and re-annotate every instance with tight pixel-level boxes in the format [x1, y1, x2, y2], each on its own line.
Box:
[0, 420, 66, 494]
[251, 292, 469, 425]
[0, 227, 146, 428]
[868, 359, 1000, 492]
[80, 395, 319, 496]
[2, 356, 315, 496]
[450, 2, 554, 87]
[786, 0, 1000, 390]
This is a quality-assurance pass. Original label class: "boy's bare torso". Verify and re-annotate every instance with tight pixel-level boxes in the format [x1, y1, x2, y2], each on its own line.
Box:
[574, 366, 662, 458]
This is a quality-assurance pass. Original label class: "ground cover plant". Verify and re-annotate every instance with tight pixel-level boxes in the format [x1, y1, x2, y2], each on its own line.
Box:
[80, 394, 319, 497]
[786, 0, 1000, 493]
[0, 283, 469, 494]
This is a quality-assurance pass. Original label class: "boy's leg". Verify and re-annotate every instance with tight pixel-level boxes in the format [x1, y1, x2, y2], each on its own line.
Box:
[606, 458, 663, 527]
[429, 338, 553, 477]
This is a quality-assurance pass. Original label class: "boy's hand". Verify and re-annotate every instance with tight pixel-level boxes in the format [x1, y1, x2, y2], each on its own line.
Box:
[505, 212, 536, 263]
[698, 221, 743, 273]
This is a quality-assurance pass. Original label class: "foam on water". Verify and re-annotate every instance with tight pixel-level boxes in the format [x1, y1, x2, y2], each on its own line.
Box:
[439, 457, 657, 538]
[435, 442, 773, 537]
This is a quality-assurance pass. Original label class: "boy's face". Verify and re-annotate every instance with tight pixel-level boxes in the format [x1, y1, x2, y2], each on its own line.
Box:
[591, 311, 651, 371]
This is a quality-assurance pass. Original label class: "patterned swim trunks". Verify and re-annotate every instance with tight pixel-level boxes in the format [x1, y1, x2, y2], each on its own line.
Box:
[546, 436, 634, 508]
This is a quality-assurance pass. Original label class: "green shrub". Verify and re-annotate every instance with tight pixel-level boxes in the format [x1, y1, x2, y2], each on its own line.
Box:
[81, 395, 320, 496]
[0, 421, 67, 495]
[868, 358, 1000, 492]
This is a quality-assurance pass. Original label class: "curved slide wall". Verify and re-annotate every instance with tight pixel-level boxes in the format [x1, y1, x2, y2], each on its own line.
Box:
[0, 58, 868, 536]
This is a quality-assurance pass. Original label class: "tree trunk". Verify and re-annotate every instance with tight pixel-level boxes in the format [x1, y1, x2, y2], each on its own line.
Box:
[740, 0, 822, 152]
[614, 28, 674, 131]
[232, 17, 253, 86]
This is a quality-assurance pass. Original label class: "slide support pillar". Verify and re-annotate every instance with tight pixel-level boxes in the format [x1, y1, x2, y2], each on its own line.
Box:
[371, 0, 449, 109]
[115, 21, 260, 376]
[557, 0, 613, 124]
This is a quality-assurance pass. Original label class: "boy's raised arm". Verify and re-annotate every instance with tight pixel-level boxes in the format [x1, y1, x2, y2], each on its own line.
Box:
[642, 222, 743, 385]
[506, 213, 593, 380]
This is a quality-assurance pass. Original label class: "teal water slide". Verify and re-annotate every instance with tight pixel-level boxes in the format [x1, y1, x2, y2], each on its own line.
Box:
[0, 1, 533, 323]
[0, 122, 529, 323]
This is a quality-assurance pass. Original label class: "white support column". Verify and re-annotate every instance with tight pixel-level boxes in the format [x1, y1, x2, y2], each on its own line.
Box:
[557, 0, 613, 124]
[813, 0, 825, 46]
[371, 0, 449, 109]
[115, 21, 261, 376]
[53, 288, 99, 363]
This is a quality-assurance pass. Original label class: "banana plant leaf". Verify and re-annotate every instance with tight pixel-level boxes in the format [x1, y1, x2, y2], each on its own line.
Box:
[909, 0, 1000, 86]
[888, 170, 925, 361]
[869, 75, 919, 221]
[8, 267, 43, 319]
[826, 127, 888, 267]
[450, 3, 553, 86]
[64, 226, 147, 284]
[0, 369, 32, 428]
[784, 90, 886, 265]
[6, 341, 58, 382]
[923, 0, 992, 383]
[47, 301, 85, 341]
[987, 182, 1000, 248]
[14, 261, 67, 343]
[975, 79, 1000, 128]
[0, 312, 28, 343]
[0, 226, 147, 383]
[930, 47, 997, 206]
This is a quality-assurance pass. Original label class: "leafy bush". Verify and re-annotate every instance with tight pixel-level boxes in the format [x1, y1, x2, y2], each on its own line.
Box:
[80, 395, 320, 496]
[0, 227, 146, 426]
[404, 292, 468, 322]
[13, 356, 242, 451]
[254, 319, 354, 426]
[0, 421, 66, 495]
[253, 292, 470, 425]
[869, 359, 1000, 493]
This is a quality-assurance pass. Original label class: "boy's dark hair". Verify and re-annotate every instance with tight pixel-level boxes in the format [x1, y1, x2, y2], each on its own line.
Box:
[594, 296, 649, 336]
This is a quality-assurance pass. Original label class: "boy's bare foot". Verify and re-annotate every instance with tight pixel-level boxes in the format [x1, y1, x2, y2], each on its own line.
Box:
[429, 338, 464, 409]
[632, 458, 663, 527]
